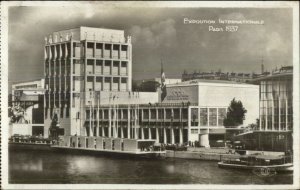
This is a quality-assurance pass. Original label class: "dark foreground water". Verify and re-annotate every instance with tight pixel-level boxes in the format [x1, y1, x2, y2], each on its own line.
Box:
[9, 146, 293, 184]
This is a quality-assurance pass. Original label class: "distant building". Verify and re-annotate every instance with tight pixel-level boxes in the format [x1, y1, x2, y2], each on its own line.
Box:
[182, 70, 256, 83]
[143, 77, 182, 85]
[134, 77, 182, 91]
[9, 79, 45, 137]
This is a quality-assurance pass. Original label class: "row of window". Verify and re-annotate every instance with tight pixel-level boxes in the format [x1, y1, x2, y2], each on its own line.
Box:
[85, 109, 189, 120]
[45, 42, 130, 60]
[191, 108, 227, 126]
[45, 76, 70, 92]
[85, 107, 227, 127]
[45, 107, 70, 119]
[14, 84, 38, 89]
[45, 43, 71, 60]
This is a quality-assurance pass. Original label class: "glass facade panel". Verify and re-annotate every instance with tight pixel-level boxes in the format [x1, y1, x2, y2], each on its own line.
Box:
[259, 76, 292, 131]
[209, 108, 217, 126]
[190, 108, 198, 126]
[200, 108, 208, 126]
[218, 108, 226, 126]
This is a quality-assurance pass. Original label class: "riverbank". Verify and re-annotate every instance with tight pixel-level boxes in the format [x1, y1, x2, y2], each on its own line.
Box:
[165, 150, 239, 161]
[165, 147, 285, 161]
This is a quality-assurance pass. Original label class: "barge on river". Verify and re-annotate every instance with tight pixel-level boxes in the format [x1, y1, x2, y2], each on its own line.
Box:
[218, 154, 293, 172]
[51, 135, 166, 158]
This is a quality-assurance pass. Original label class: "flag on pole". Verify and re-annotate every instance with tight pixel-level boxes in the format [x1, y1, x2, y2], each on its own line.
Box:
[161, 60, 167, 101]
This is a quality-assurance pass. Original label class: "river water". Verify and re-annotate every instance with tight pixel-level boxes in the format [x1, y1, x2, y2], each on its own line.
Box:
[9, 146, 292, 184]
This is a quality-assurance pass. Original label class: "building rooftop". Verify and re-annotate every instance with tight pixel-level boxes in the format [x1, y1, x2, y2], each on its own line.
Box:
[170, 79, 250, 86]
[251, 66, 293, 82]
[47, 26, 128, 44]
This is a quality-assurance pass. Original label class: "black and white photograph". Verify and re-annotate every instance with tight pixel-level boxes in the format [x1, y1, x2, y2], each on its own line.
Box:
[1, 1, 299, 189]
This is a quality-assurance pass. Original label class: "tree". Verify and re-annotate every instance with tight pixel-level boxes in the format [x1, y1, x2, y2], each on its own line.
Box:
[132, 80, 139, 91]
[223, 98, 247, 128]
[140, 81, 160, 92]
[49, 113, 60, 140]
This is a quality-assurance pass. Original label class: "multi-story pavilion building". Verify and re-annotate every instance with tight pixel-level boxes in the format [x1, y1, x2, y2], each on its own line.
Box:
[252, 66, 293, 131]
[84, 80, 259, 147]
[255, 66, 292, 151]
[236, 66, 293, 151]
[9, 79, 45, 137]
[44, 27, 134, 137]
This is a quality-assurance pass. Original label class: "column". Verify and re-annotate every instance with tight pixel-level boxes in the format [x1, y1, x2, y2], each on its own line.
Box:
[102, 43, 104, 58]
[118, 62, 121, 90]
[148, 128, 152, 139]
[171, 128, 175, 144]
[285, 99, 288, 130]
[127, 107, 131, 139]
[179, 128, 183, 144]
[278, 99, 281, 131]
[108, 108, 112, 137]
[156, 128, 159, 143]
[216, 108, 219, 126]
[121, 127, 124, 138]
[96, 126, 99, 137]
[163, 128, 167, 144]
[135, 127, 139, 139]
[141, 128, 144, 140]
[102, 127, 105, 137]
[272, 98, 275, 131]
[135, 109, 138, 139]
[266, 99, 268, 130]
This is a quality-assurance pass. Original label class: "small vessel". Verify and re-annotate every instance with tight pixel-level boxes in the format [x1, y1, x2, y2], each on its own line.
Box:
[51, 135, 166, 158]
[218, 154, 293, 172]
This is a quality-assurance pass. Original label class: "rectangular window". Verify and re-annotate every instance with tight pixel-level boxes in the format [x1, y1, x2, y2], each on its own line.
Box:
[218, 108, 226, 126]
[86, 110, 90, 119]
[113, 78, 119, 83]
[191, 129, 198, 134]
[143, 109, 149, 120]
[60, 108, 64, 118]
[158, 109, 164, 119]
[182, 109, 188, 119]
[209, 108, 217, 126]
[191, 108, 198, 126]
[50, 108, 53, 119]
[104, 110, 109, 119]
[165, 109, 172, 119]
[66, 108, 70, 118]
[200, 108, 208, 126]
[123, 110, 128, 119]
[87, 42, 94, 49]
[150, 109, 156, 119]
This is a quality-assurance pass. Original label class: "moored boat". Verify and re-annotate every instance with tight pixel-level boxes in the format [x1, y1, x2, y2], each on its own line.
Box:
[51, 135, 166, 158]
[218, 154, 293, 172]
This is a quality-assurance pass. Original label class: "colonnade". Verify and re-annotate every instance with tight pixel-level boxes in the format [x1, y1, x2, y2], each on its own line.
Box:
[86, 126, 186, 145]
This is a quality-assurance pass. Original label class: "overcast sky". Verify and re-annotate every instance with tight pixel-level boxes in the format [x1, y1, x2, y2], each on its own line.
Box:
[8, 5, 293, 87]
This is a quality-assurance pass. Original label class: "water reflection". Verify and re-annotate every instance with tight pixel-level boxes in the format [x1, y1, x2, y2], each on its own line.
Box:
[9, 148, 293, 184]
[11, 159, 43, 172]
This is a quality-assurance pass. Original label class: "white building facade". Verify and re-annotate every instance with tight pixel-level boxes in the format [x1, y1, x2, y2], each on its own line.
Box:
[44, 27, 133, 137]
[9, 79, 45, 137]
[163, 80, 259, 147]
